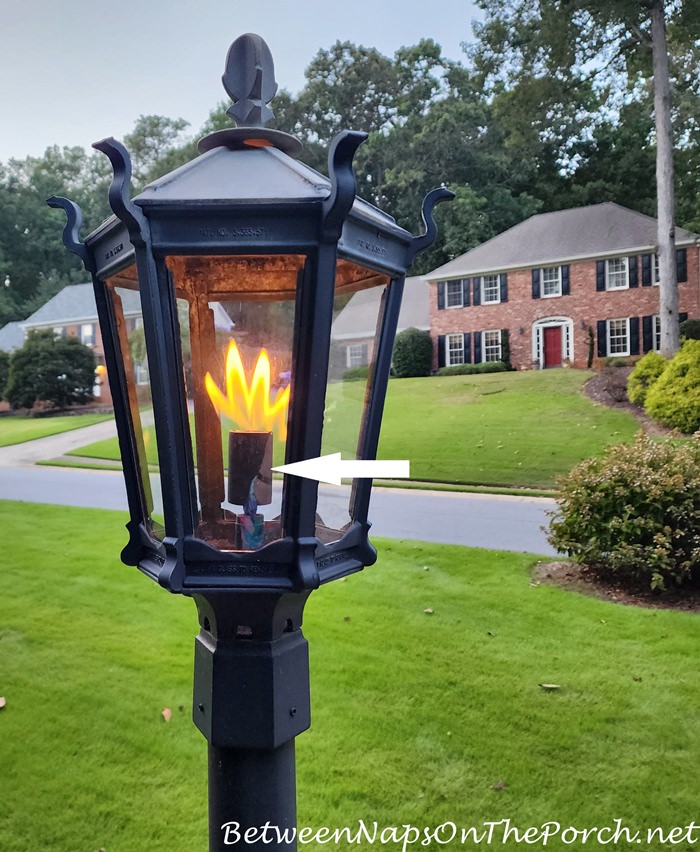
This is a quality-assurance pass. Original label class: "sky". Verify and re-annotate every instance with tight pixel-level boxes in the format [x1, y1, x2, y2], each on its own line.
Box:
[1, 0, 481, 163]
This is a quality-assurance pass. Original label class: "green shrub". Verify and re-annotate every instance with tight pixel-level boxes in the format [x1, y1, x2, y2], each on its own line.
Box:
[343, 366, 369, 382]
[627, 351, 667, 406]
[6, 330, 96, 410]
[680, 318, 700, 340]
[437, 361, 508, 376]
[548, 434, 700, 591]
[392, 327, 432, 378]
[645, 339, 700, 433]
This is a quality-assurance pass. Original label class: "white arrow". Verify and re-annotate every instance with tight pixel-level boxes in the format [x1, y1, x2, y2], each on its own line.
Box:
[272, 453, 410, 486]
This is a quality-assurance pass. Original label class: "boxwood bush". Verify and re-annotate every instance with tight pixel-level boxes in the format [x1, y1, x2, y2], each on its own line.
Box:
[548, 434, 700, 591]
[627, 351, 667, 407]
[644, 339, 700, 433]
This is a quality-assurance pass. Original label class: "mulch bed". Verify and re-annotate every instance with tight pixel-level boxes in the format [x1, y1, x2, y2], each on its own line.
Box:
[532, 561, 700, 613]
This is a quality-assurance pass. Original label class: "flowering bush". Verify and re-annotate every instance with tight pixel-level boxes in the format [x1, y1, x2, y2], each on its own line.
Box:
[626, 351, 667, 407]
[547, 434, 700, 590]
[644, 339, 700, 433]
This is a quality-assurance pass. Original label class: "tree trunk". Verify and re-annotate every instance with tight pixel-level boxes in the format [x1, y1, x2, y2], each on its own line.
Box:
[651, 0, 679, 357]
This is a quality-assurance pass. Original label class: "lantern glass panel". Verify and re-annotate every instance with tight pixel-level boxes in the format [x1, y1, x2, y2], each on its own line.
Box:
[167, 255, 302, 553]
[104, 268, 165, 540]
[315, 263, 391, 543]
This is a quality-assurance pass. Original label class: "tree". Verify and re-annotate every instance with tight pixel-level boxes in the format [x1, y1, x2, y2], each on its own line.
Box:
[5, 330, 95, 410]
[470, 0, 700, 355]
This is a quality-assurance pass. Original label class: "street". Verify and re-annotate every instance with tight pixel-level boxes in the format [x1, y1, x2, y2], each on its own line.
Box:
[0, 421, 558, 555]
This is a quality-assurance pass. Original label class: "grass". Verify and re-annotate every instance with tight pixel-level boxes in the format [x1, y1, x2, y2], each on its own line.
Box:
[65, 370, 637, 490]
[2, 501, 700, 850]
[0, 413, 112, 447]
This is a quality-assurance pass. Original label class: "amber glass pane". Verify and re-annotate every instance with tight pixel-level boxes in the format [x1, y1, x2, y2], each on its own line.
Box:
[170, 256, 301, 552]
[315, 263, 390, 543]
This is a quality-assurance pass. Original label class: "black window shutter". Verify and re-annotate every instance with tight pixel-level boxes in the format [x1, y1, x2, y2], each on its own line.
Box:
[641, 254, 652, 286]
[437, 335, 446, 368]
[531, 268, 540, 299]
[472, 278, 481, 306]
[677, 248, 688, 283]
[596, 320, 607, 357]
[629, 256, 639, 288]
[463, 332, 472, 364]
[680, 312, 689, 324]
[437, 281, 445, 310]
[462, 278, 470, 307]
[596, 260, 606, 292]
[474, 331, 482, 363]
[630, 316, 640, 355]
[642, 315, 653, 352]
[500, 273, 508, 303]
[562, 265, 570, 296]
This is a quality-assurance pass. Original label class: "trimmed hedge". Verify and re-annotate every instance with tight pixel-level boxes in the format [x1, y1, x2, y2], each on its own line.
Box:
[437, 361, 509, 376]
[548, 434, 700, 591]
[343, 366, 370, 382]
[627, 351, 667, 407]
[645, 339, 700, 433]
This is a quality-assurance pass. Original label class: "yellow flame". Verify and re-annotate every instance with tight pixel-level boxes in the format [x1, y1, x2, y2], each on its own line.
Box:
[205, 340, 290, 439]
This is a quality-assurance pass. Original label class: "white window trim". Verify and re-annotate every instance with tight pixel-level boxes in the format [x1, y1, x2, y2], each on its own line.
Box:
[606, 318, 630, 356]
[606, 257, 629, 291]
[480, 274, 501, 305]
[446, 333, 465, 366]
[482, 329, 502, 362]
[445, 279, 464, 309]
[541, 266, 562, 298]
[653, 314, 661, 351]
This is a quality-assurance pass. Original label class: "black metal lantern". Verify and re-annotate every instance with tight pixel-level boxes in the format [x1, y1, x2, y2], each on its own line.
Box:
[50, 33, 451, 851]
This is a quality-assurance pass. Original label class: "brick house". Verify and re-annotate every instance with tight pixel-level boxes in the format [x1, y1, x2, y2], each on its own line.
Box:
[426, 203, 700, 370]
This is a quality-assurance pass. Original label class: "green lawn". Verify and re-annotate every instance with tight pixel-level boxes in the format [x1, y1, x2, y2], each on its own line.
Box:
[0, 412, 112, 447]
[2, 501, 700, 850]
[66, 370, 638, 490]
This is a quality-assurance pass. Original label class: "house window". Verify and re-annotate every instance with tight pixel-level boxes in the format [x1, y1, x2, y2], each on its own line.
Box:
[53, 326, 65, 337]
[446, 280, 464, 308]
[80, 323, 95, 347]
[446, 333, 465, 366]
[653, 255, 661, 285]
[483, 329, 502, 362]
[346, 343, 368, 368]
[541, 266, 561, 297]
[606, 258, 628, 290]
[607, 318, 630, 356]
[481, 274, 500, 304]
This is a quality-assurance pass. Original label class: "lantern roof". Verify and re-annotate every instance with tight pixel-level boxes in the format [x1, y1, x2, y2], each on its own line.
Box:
[133, 144, 403, 234]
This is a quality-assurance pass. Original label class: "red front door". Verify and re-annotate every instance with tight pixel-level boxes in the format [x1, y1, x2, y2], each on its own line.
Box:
[543, 326, 563, 368]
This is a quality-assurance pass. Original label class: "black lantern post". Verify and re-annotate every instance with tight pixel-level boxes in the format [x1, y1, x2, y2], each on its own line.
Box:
[49, 33, 452, 851]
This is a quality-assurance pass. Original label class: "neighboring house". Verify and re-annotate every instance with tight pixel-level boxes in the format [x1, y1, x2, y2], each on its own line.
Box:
[6, 282, 235, 405]
[330, 276, 429, 377]
[426, 203, 700, 370]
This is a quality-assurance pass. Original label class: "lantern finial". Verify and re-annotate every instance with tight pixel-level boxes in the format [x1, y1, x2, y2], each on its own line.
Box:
[198, 33, 301, 156]
[223, 33, 278, 128]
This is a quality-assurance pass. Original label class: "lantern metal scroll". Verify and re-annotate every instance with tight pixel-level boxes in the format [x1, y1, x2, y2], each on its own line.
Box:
[49, 55, 452, 599]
